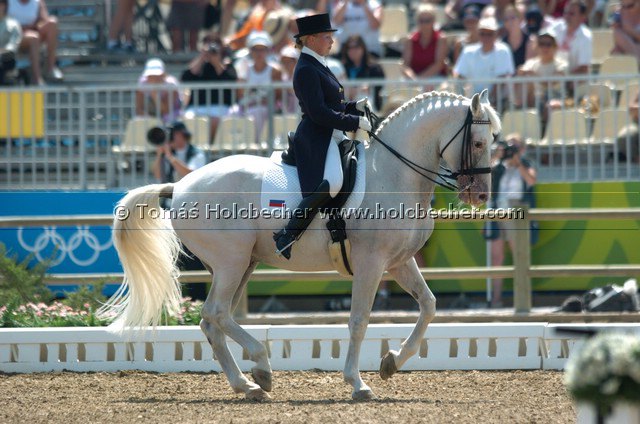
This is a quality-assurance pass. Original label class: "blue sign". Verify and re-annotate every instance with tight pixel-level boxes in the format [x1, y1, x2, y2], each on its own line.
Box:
[0, 191, 126, 295]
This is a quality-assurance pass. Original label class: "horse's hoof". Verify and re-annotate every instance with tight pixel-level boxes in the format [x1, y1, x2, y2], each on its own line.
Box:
[251, 367, 273, 392]
[352, 389, 376, 401]
[379, 352, 398, 380]
[246, 388, 271, 402]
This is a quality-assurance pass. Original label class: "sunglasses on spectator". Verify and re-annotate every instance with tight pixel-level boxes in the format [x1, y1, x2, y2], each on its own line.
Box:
[538, 41, 554, 47]
[479, 31, 496, 37]
[418, 17, 435, 24]
[347, 44, 362, 49]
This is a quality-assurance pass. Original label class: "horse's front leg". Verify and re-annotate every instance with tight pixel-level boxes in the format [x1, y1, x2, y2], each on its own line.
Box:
[380, 257, 436, 380]
[343, 262, 385, 401]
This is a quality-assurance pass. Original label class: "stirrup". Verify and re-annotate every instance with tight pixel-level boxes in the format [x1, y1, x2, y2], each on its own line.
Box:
[273, 230, 296, 260]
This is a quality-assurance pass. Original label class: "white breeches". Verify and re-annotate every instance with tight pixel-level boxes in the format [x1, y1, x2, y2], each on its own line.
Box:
[323, 129, 345, 198]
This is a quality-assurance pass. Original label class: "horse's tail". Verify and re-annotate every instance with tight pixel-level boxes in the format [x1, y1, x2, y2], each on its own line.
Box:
[98, 183, 182, 332]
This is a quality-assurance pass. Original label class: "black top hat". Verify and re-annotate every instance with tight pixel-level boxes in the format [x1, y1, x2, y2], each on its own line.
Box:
[294, 13, 337, 38]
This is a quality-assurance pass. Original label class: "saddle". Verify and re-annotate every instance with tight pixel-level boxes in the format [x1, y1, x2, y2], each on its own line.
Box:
[281, 132, 359, 275]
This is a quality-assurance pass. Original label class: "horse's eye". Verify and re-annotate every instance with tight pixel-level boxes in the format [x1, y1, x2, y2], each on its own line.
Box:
[474, 141, 483, 148]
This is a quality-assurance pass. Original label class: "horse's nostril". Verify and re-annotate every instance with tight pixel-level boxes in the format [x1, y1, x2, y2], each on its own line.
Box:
[479, 193, 487, 202]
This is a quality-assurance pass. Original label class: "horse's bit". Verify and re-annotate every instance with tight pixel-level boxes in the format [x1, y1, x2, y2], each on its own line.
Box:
[365, 106, 492, 192]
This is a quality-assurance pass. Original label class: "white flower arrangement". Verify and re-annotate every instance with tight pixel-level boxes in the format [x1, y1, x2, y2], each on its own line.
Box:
[565, 332, 640, 407]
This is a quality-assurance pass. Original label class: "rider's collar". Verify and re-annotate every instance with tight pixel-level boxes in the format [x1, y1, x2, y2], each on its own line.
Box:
[301, 46, 327, 67]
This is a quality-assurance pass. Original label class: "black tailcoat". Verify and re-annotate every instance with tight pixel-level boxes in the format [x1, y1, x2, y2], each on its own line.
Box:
[292, 52, 360, 195]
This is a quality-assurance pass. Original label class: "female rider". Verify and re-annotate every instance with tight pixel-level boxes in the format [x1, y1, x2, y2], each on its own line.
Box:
[273, 13, 371, 259]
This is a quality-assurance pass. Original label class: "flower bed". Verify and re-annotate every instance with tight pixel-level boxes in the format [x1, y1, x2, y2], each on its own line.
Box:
[0, 298, 204, 327]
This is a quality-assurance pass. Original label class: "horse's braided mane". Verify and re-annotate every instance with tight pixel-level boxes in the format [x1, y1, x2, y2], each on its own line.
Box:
[376, 91, 466, 133]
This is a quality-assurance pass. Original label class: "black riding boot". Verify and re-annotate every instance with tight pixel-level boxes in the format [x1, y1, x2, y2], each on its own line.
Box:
[273, 180, 332, 259]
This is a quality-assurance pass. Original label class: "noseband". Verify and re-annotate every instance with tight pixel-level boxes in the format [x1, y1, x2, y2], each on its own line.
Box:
[366, 107, 492, 191]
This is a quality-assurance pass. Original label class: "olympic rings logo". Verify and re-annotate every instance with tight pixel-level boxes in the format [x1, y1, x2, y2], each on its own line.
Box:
[17, 226, 113, 267]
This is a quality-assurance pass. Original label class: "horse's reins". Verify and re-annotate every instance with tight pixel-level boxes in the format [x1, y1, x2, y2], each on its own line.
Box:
[365, 106, 492, 191]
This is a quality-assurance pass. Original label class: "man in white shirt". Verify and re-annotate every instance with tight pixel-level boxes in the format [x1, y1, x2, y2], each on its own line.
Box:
[550, 0, 592, 75]
[453, 16, 515, 104]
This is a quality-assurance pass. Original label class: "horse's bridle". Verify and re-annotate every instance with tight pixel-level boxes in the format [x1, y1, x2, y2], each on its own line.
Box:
[366, 106, 492, 191]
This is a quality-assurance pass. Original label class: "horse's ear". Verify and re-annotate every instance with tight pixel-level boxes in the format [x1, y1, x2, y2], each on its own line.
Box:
[471, 92, 481, 117]
[480, 89, 489, 104]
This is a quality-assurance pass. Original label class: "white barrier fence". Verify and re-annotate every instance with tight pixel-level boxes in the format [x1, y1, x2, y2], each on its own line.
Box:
[2, 323, 639, 373]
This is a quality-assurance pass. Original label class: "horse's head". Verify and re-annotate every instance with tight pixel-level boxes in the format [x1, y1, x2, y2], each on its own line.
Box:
[440, 89, 501, 206]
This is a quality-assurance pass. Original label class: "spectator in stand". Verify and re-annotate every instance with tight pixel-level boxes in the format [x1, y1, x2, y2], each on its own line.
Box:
[452, 4, 481, 63]
[453, 17, 515, 105]
[152, 121, 207, 183]
[550, 0, 592, 75]
[332, 0, 383, 58]
[225, 0, 278, 50]
[480, 0, 512, 37]
[443, 0, 491, 30]
[8, 0, 62, 85]
[166, 0, 208, 53]
[540, 0, 594, 19]
[340, 34, 385, 110]
[263, 7, 296, 53]
[402, 4, 448, 84]
[0, 0, 21, 85]
[287, 0, 328, 11]
[501, 4, 535, 69]
[229, 31, 282, 143]
[106, 0, 135, 52]
[181, 35, 238, 141]
[516, 29, 568, 109]
[611, 0, 640, 63]
[279, 45, 300, 114]
[136, 58, 183, 124]
[484, 133, 537, 308]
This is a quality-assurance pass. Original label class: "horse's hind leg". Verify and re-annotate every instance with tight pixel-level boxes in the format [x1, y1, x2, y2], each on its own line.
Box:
[380, 258, 436, 380]
[200, 262, 271, 401]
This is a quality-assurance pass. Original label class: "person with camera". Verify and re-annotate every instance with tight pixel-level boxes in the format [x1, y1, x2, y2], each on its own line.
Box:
[151, 121, 207, 183]
[485, 133, 537, 308]
[181, 34, 237, 142]
[272, 13, 372, 260]
[0, 0, 22, 85]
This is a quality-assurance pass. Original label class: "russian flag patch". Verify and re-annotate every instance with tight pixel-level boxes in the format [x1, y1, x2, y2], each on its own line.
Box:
[269, 199, 286, 208]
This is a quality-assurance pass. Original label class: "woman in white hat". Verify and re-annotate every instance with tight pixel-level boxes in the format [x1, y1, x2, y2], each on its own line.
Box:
[136, 58, 183, 124]
[229, 31, 282, 143]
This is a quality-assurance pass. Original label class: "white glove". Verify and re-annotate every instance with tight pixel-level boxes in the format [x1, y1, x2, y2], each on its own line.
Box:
[356, 97, 372, 113]
[358, 116, 372, 132]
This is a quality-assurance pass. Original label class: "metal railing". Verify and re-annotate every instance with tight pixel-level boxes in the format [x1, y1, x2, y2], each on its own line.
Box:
[1, 74, 639, 189]
[2, 208, 639, 315]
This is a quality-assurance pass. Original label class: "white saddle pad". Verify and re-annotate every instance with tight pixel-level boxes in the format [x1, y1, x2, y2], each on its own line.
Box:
[260, 143, 366, 213]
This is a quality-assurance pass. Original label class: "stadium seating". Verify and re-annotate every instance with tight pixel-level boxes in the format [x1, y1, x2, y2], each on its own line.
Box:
[261, 114, 299, 150]
[182, 116, 211, 151]
[501, 109, 542, 144]
[590, 108, 632, 145]
[211, 116, 258, 157]
[113, 117, 162, 154]
[380, 5, 409, 44]
[540, 109, 589, 146]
